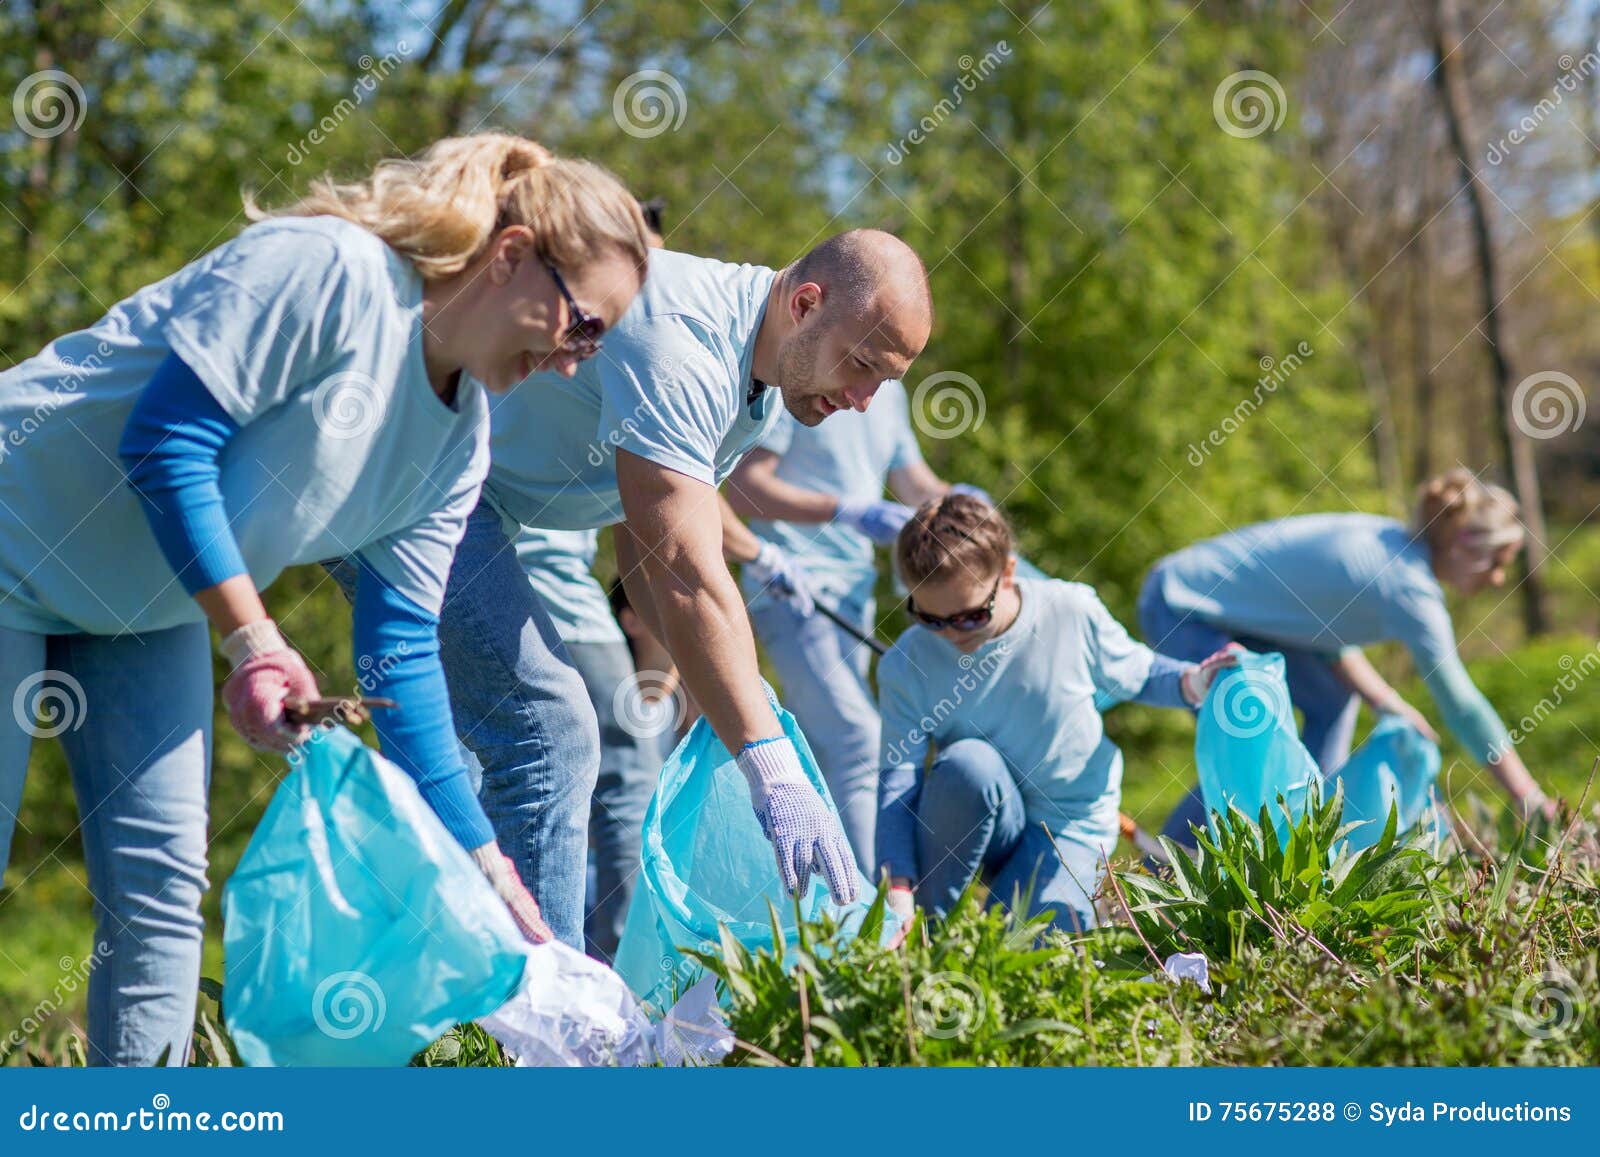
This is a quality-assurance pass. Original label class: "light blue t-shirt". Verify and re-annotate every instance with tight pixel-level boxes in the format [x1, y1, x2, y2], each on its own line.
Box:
[877, 577, 1156, 834]
[484, 248, 781, 531]
[1153, 512, 1510, 761]
[0, 216, 487, 635]
[513, 527, 624, 645]
[739, 379, 923, 613]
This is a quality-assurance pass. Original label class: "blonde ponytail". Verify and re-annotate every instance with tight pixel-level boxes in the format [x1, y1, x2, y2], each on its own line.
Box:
[1412, 467, 1523, 560]
[247, 132, 650, 280]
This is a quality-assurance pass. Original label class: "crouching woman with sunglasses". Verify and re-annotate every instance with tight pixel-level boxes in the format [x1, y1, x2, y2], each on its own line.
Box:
[874, 495, 1236, 933]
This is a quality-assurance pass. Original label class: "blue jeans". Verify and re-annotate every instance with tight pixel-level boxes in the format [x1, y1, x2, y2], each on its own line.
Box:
[327, 500, 599, 949]
[750, 596, 880, 876]
[914, 738, 1113, 933]
[565, 640, 666, 962]
[2, 622, 212, 1066]
[1136, 566, 1359, 844]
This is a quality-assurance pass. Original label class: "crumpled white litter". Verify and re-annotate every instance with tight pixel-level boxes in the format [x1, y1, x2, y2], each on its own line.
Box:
[1138, 950, 1211, 994]
[478, 940, 733, 1067]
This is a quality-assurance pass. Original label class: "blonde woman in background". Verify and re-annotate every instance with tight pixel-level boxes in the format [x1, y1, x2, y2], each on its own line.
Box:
[0, 133, 650, 1064]
[1138, 468, 1554, 844]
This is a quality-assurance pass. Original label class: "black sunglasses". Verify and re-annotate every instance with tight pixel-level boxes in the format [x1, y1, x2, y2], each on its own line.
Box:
[907, 572, 1003, 632]
[544, 260, 606, 359]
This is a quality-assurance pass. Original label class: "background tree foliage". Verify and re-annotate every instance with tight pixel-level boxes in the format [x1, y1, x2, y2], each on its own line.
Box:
[3, 0, 1599, 1050]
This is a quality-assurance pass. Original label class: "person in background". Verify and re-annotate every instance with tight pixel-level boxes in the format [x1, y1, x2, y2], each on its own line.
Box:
[489, 529, 672, 962]
[0, 133, 649, 1064]
[1140, 467, 1555, 845]
[724, 380, 982, 872]
[875, 496, 1235, 933]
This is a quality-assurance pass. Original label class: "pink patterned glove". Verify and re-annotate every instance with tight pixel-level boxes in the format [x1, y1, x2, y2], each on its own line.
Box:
[472, 844, 554, 944]
[219, 619, 320, 752]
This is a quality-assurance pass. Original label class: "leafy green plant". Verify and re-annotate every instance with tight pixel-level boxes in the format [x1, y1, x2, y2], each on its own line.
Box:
[682, 887, 1208, 1067]
[1116, 785, 1438, 966]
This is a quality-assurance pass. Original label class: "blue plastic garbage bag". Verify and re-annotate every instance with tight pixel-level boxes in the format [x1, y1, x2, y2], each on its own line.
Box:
[1195, 650, 1319, 844]
[613, 702, 895, 1010]
[1329, 716, 1443, 851]
[223, 726, 529, 1066]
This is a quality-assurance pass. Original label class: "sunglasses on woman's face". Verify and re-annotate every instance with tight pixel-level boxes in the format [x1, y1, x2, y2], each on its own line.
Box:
[907, 572, 1003, 633]
[543, 260, 606, 359]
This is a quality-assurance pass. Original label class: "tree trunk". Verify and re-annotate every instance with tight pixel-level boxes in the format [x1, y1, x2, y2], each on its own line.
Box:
[1426, 0, 1549, 637]
[1409, 166, 1436, 485]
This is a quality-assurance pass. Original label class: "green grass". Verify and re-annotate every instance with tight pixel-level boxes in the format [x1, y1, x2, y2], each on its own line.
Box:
[5, 542, 1600, 1064]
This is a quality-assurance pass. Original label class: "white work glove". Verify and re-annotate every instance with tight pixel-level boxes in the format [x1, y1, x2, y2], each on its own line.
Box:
[887, 885, 916, 928]
[744, 541, 815, 617]
[833, 497, 915, 545]
[736, 737, 858, 904]
[471, 843, 553, 944]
